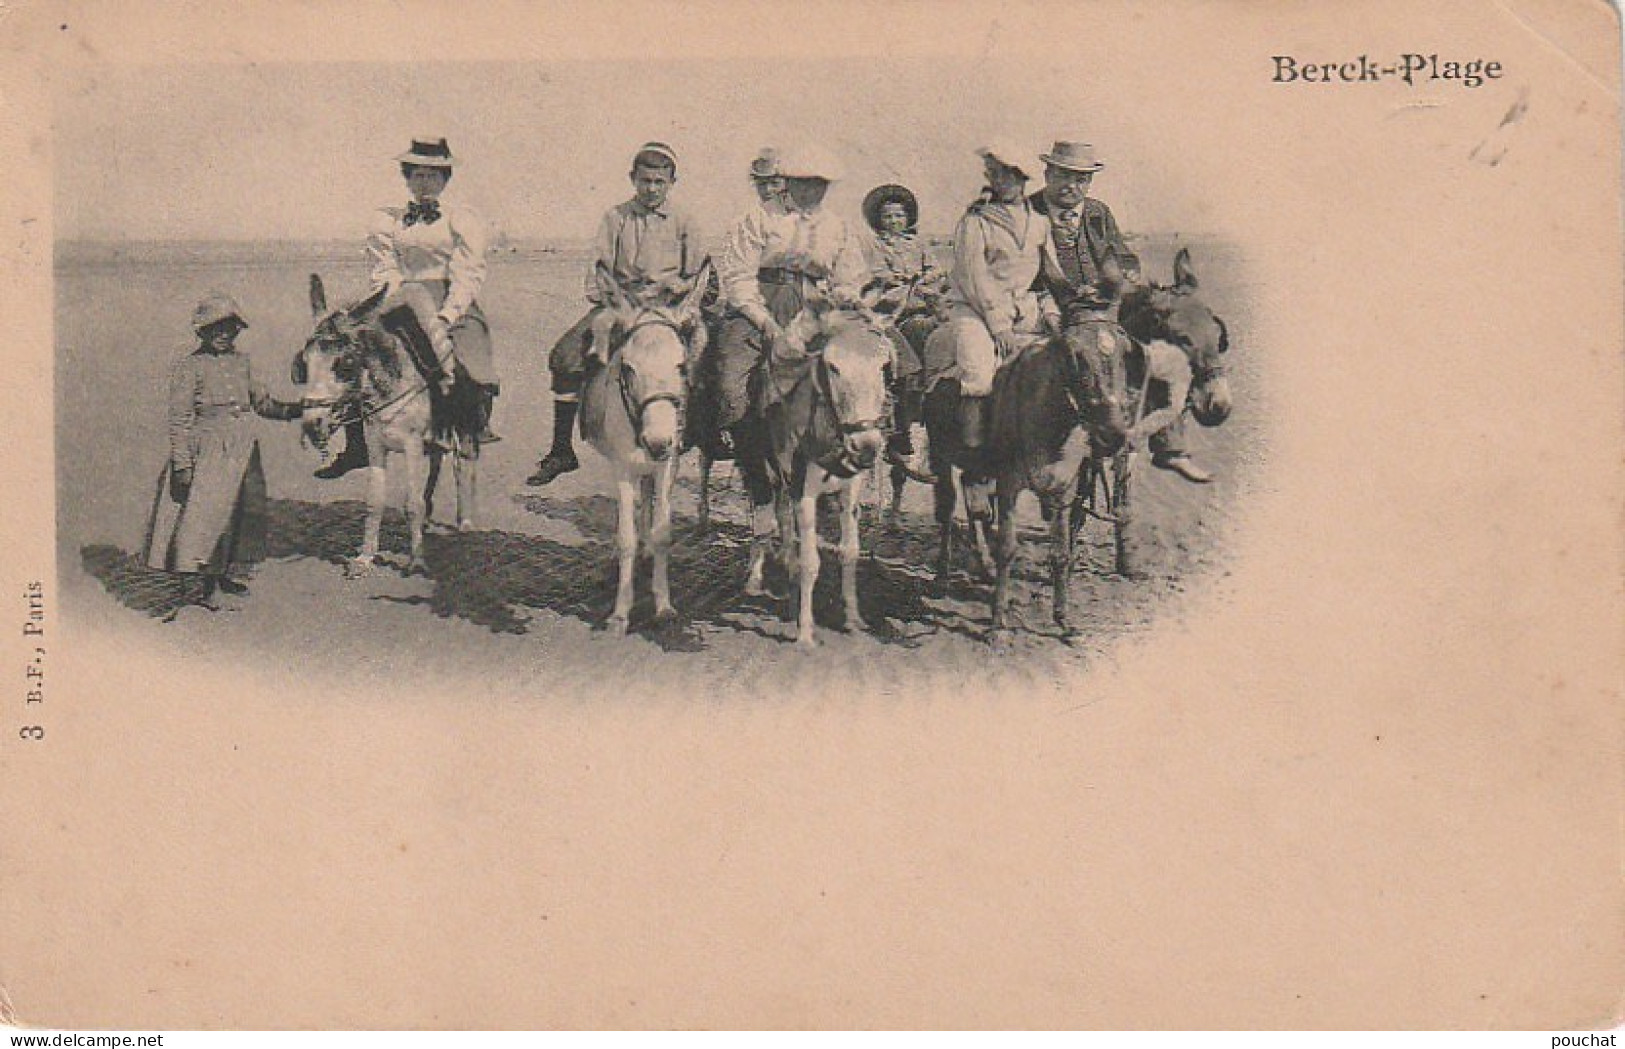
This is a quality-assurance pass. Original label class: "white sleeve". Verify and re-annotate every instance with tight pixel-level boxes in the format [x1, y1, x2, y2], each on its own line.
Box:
[440, 205, 490, 325]
[366, 209, 404, 296]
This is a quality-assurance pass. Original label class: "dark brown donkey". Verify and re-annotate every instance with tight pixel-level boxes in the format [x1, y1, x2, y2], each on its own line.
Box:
[922, 314, 1130, 623]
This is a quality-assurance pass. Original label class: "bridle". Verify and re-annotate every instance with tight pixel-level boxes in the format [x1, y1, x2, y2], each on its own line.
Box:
[611, 311, 689, 443]
[300, 317, 452, 430]
[807, 338, 887, 479]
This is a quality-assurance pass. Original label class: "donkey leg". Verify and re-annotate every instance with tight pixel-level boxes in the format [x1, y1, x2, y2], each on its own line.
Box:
[968, 487, 997, 585]
[348, 463, 388, 577]
[649, 469, 676, 619]
[990, 489, 1021, 636]
[745, 500, 774, 596]
[608, 477, 638, 636]
[1051, 498, 1074, 634]
[838, 480, 863, 632]
[423, 447, 442, 527]
[888, 463, 907, 524]
[696, 452, 713, 534]
[795, 492, 821, 648]
[1112, 450, 1141, 579]
[456, 442, 478, 532]
[933, 469, 957, 590]
[403, 442, 428, 576]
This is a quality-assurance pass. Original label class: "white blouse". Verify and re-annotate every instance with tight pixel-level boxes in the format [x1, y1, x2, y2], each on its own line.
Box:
[367, 201, 490, 326]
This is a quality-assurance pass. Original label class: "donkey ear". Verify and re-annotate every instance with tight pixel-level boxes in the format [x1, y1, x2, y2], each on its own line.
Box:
[1172, 247, 1198, 290]
[309, 274, 328, 317]
[677, 259, 713, 319]
[348, 284, 389, 319]
[595, 262, 630, 313]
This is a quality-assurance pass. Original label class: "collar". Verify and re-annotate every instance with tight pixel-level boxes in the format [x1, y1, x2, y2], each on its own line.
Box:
[627, 198, 670, 219]
[975, 197, 1034, 247]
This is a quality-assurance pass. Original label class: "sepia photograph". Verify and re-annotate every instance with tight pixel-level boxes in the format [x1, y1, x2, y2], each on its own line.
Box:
[2, 0, 1621, 1032]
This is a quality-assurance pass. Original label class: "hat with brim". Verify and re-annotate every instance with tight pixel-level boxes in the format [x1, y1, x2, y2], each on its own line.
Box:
[396, 137, 456, 168]
[749, 147, 781, 180]
[976, 143, 1038, 180]
[862, 184, 919, 233]
[193, 292, 248, 333]
[775, 144, 844, 182]
[1039, 140, 1104, 173]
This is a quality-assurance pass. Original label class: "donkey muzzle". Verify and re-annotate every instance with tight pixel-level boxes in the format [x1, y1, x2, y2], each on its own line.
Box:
[1191, 375, 1233, 427]
[844, 426, 885, 470]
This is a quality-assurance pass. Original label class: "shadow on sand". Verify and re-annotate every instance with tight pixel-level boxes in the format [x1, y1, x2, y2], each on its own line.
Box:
[80, 493, 1014, 648]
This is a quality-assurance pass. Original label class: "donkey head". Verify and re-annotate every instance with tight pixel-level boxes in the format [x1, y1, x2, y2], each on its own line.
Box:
[297, 275, 388, 452]
[1120, 247, 1233, 427]
[788, 281, 892, 472]
[597, 261, 711, 460]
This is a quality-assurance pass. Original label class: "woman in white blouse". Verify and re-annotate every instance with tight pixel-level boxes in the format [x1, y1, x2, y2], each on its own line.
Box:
[316, 136, 499, 478]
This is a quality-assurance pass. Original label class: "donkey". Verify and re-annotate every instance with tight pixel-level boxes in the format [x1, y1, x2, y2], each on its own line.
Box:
[297, 276, 478, 576]
[735, 291, 892, 648]
[921, 317, 1130, 604]
[579, 262, 711, 635]
[1076, 246, 1234, 578]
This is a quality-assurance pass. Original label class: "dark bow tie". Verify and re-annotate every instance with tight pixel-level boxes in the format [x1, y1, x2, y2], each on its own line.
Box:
[404, 200, 442, 227]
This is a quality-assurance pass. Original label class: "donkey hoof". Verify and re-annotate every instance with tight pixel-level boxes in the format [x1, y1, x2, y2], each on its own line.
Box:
[794, 632, 820, 650]
[405, 557, 429, 577]
[744, 576, 767, 598]
[457, 519, 476, 533]
[606, 615, 629, 638]
[343, 558, 373, 579]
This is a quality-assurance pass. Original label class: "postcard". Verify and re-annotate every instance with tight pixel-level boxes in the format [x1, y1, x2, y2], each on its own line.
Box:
[1, 0, 1620, 1031]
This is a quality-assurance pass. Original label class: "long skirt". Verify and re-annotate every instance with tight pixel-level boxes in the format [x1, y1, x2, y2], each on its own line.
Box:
[143, 419, 269, 575]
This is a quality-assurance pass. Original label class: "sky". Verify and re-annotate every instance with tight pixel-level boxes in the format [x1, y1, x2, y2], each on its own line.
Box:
[53, 55, 1229, 244]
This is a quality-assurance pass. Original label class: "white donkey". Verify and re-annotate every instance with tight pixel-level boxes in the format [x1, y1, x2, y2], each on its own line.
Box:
[579, 262, 711, 635]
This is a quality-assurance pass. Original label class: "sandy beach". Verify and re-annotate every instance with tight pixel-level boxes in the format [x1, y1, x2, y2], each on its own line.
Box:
[57, 235, 1261, 698]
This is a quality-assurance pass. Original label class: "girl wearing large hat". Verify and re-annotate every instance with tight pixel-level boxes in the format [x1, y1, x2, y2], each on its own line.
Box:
[314, 137, 499, 480]
[143, 293, 303, 610]
[861, 183, 946, 465]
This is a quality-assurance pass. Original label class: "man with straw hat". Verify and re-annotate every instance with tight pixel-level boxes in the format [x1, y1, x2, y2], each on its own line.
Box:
[527, 141, 705, 486]
[315, 136, 498, 479]
[1032, 139, 1209, 482]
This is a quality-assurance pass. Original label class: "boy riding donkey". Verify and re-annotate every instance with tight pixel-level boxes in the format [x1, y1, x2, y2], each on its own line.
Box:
[312, 136, 500, 480]
[526, 142, 708, 486]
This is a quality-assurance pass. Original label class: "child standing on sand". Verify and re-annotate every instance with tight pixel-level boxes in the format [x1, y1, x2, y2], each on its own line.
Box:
[142, 293, 303, 611]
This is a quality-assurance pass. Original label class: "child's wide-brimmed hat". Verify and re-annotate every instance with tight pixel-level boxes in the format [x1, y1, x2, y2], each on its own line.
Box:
[396, 137, 456, 168]
[861, 184, 919, 232]
[192, 292, 248, 333]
